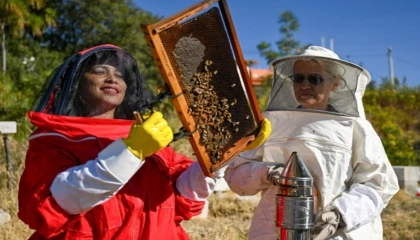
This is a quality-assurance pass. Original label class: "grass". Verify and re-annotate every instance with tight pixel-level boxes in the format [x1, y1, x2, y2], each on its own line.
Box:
[181, 190, 420, 240]
[1, 137, 420, 240]
[181, 192, 257, 240]
[381, 190, 420, 240]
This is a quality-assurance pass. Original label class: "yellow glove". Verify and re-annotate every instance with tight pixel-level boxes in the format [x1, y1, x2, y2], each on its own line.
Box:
[243, 118, 271, 151]
[122, 111, 173, 159]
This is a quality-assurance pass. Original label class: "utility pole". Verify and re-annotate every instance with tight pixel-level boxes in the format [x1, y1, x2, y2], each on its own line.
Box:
[388, 48, 395, 86]
[330, 38, 334, 52]
[321, 36, 325, 48]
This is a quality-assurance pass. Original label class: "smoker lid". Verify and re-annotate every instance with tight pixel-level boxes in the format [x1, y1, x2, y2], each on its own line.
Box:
[279, 151, 313, 187]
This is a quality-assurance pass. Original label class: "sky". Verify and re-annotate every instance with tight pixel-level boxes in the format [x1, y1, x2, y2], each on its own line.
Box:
[134, 0, 420, 87]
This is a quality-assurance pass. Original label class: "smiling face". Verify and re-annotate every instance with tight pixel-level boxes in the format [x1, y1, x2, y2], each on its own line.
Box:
[80, 64, 127, 118]
[292, 60, 339, 110]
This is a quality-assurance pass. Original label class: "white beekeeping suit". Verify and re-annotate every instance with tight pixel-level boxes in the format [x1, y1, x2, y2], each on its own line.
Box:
[225, 46, 399, 240]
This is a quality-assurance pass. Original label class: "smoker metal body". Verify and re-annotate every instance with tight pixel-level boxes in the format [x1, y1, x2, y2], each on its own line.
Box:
[275, 152, 315, 240]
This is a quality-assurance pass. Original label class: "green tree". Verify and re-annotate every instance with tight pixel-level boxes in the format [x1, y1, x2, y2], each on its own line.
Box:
[364, 77, 420, 165]
[1, 0, 170, 139]
[257, 10, 308, 64]
[253, 76, 273, 111]
[0, 0, 55, 75]
[0, 0, 56, 140]
[0, 38, 64, 139]
[254, 10, 309, 110]
[41, 0, 162, 93]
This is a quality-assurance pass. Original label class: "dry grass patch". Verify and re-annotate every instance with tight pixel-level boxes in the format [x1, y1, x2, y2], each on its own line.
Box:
[181, 192, 257, 240]
[382, 190, 420, 240]
[182, 189, 420, 240]
[0, 138, 33, 240]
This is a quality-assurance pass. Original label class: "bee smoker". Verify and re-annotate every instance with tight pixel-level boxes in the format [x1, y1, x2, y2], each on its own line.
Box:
[275, 152, 315, 240]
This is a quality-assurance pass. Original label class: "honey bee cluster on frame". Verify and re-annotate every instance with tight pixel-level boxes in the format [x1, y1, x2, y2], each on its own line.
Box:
[187, 60, 239, 163]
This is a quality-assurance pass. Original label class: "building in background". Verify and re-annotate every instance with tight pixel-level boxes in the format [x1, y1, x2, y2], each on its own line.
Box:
[245, 59, 273, 86]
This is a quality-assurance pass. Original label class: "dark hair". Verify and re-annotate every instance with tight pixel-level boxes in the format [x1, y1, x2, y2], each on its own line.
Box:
[62, 50, 143, 119]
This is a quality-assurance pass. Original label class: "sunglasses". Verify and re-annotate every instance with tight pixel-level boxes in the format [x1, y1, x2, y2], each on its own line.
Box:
[290, 73, 324, 85]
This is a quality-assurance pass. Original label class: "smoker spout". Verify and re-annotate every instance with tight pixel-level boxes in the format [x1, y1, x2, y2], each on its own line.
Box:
[276, 152, 315, 240]
[278, 152, 314, 196]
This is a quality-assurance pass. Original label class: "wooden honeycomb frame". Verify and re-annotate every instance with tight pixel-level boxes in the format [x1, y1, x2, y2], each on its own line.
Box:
[141, 0, 262, 177]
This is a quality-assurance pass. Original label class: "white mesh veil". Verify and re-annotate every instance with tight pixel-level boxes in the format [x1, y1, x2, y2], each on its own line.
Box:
[266, 46, 371, 118]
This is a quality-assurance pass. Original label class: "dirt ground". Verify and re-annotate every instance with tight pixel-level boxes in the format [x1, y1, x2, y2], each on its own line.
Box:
[0, 188, 419, 239]
[181, 190, 420, 240]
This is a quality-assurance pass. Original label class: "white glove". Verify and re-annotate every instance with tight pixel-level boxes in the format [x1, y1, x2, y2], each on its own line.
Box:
[312, 206, 343, 240]
[212, 165, 228, 179]
[176, 162, 227, 201]
[266, 164, 284, 185]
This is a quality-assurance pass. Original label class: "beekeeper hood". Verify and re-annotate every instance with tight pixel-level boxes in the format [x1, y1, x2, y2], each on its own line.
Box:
[267, 46, 371, 118]
[31, 44, 144, 120]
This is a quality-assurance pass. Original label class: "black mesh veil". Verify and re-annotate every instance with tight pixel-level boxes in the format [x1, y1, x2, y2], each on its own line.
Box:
[31, 45, 145, 120]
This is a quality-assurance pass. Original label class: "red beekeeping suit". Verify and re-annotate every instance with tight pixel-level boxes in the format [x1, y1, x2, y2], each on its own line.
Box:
[18, 112, 204, 239]
[17, 45, 205, 240]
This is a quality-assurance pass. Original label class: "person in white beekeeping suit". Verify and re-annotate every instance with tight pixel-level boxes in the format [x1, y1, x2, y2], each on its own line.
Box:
[224, 46, 399, 240]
